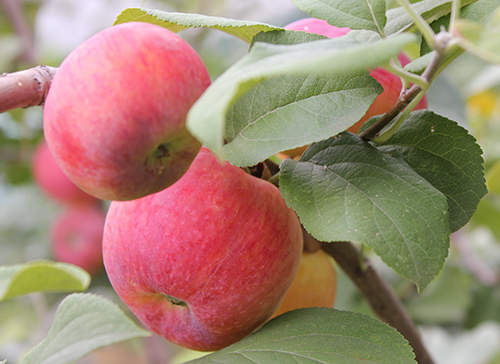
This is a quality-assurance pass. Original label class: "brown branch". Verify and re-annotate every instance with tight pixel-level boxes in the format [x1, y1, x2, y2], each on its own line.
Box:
[0, 65, 57, 113]
[357, 84, 422, 141]
[321, 240, 435, 364]
[359, 46, 447, 142]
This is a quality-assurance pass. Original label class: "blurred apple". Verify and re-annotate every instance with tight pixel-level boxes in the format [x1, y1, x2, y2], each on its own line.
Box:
[32, 139, 98, 206]
[43, 22, 211, 201]
[271, 248, 337, 318]
[51, 205, 106, 275]
[103, 147, 303, 351]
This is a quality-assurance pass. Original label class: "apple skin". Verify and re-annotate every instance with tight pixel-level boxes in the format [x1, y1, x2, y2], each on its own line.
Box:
[271, 249, 337, 319]
[284, 18, 428, 135]
[32, 139, 99, 206]
[51, 205, 106, 275]
[103, 147, 304, 351]
[43, 22, 211, 201]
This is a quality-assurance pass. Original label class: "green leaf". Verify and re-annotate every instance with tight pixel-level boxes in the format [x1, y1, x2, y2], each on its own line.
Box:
[187, 32, 417, 161]
[455, 7, 500, 65]
[470, 197, 500, 241]
[385, 0, 478, 35]
[378, 110, 487, 232]
[224, 71, 381, 167]
[290, 0, 387, 34]
[0, 260, 90, 301]
[466, 285, 500, 328]
[114, 8, 281, 43]
[188, 308, 416, 364]
[459, 0, 500, 24]
[404, 51, 435, 74]
[251, 28, 327, 46]
[222, 30, 382, 166]
[280, 132, 450, 290]
[18, 293, 150, 364]
[406, 264, 474, 324]
[486, 158, 500, 195]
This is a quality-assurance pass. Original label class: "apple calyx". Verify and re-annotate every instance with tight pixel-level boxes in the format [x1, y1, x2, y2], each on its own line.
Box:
[145, 127, 202, 177]
[165, 295, 188, 307]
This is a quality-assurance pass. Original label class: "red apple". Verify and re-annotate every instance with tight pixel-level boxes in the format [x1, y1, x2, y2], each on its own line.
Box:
[103, 147, 303, 351]
[284, 18, 428, 134]
[51, 205, 106, 275]
[271, 249, 337, 319]
[43, 22, 211, 201]
[32, 139, 99, 206]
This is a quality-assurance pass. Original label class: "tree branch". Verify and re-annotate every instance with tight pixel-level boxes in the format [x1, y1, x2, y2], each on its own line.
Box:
[359, 31, 455, 142]
[357, 83, 423, 141]
[321, 240, 435, 364]
[0, 65, 57, 113]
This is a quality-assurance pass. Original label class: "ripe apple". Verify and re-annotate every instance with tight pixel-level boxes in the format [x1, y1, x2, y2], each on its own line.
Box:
[284, 18, 428, 136]
[43, 22, 211, 201]
[32, 139, 99, 206]
[271, 248, 337, 319]
[103, 147, 304, 351]
[51, 205, 106, 275]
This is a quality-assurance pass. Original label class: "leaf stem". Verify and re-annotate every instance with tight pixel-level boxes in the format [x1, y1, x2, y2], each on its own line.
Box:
[267, 172, 280, 186]
[449, 0, 461, 31]
[383, 61, 429, 89]
[372, 89, 427, 143]
[321, 240, 436, 364]
[395, 0, 437, 49]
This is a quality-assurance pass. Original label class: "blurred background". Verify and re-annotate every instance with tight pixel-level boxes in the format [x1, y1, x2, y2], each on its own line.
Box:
[2, 1, 500, 363]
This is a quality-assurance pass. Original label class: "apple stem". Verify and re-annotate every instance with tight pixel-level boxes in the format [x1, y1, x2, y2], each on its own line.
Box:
[0, 65, 57, 114]
[321, 239, 436, 364]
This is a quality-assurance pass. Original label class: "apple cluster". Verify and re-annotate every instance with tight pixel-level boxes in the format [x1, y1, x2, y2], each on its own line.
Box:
[38, 17, 420, 351]
[39, 22, 306, 351]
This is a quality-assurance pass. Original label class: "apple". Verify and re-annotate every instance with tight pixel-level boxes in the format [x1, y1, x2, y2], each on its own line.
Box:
[102, 147, 304, 351]
[271, 248, 337, 319]
[43, 22, 211, 201]
[32, 139, 99, 206]
[51, 205, 106, 275]
[284, 18, 428, 136]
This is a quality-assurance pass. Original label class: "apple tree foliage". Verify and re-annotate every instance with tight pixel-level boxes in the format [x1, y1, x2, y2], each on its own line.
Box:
[2, 0, 500, 363]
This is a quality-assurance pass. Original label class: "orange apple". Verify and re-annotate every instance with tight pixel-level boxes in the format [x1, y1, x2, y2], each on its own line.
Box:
[271, 248, 337, 318]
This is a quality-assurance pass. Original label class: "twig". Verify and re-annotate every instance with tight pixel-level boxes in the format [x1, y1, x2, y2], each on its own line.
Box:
[0, 65, 57, 113]
[358, 47, 446, 141]
[321, 240, 435, 364]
